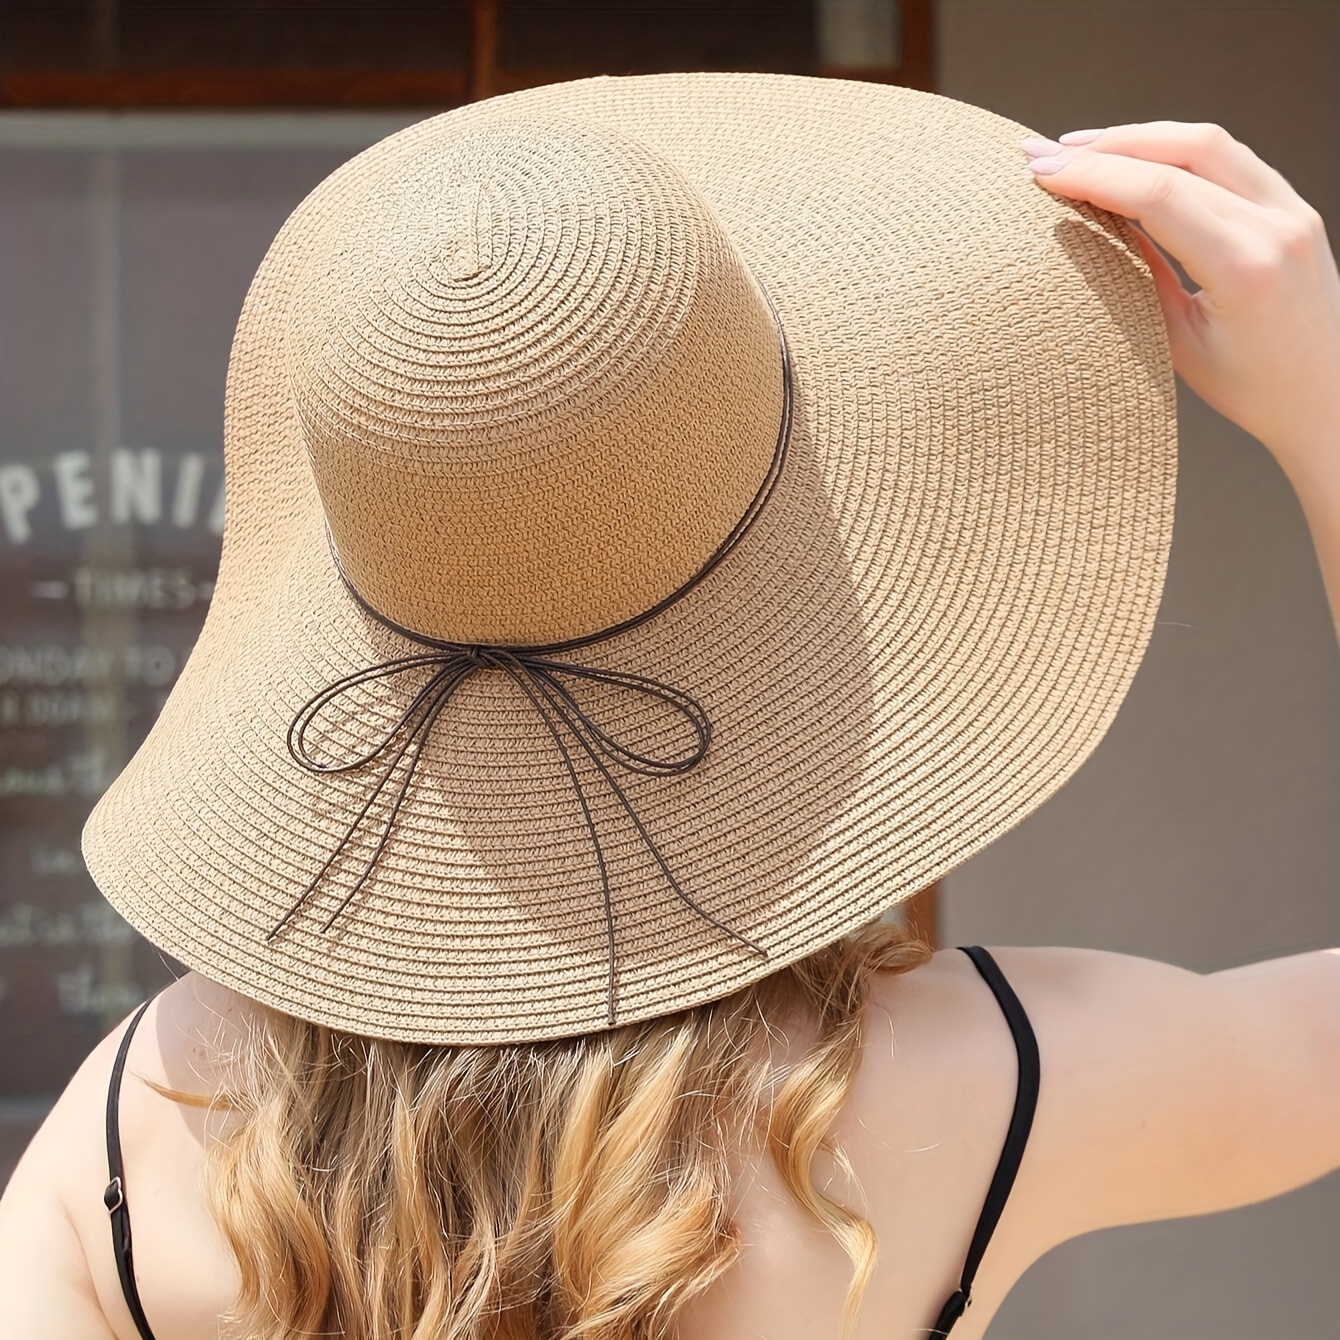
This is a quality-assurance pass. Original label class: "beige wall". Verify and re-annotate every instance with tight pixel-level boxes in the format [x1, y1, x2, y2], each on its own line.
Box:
[937, 1, 1340, 1334]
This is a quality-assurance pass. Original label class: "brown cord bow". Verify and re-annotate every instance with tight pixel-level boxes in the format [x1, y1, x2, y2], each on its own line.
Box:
[272, 302, 792, 1026]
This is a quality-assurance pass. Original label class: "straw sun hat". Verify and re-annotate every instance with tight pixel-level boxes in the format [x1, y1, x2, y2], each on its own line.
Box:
[83, 73, 1175, 1044]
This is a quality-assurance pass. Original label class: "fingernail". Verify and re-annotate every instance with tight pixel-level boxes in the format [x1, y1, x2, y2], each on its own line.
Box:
[1058, 128, 1104, 145]
[1019, 135, 1064, 157]
[1028, 154, 1069, 176]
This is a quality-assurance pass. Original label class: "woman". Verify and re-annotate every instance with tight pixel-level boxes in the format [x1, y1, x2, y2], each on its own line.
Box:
[0, 77, 1337, 1340]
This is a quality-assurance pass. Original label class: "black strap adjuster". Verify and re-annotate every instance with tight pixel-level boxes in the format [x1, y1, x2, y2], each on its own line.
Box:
[103, 1176, 124, 1214]
[931, 1286, 972, 1337]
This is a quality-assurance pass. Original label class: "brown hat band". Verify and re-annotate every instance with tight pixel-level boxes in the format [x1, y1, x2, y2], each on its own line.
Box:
[272, 294, 794, 1026]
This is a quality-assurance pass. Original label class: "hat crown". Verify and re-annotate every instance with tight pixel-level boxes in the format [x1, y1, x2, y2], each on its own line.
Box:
[287, 118, 783, 645]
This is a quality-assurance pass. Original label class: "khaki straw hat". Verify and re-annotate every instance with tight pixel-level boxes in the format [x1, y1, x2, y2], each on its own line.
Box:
[83, 72, 1176, 1044]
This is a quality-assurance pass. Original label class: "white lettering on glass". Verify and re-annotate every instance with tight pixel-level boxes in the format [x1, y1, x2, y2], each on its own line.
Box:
[208, 478, 225, 535]
[52, 451, 98, 529]
[0, 464, 41, 543]
[110, 447, 163, 524]
[0, 449, 222, 544]
[172, 452, 205, 527]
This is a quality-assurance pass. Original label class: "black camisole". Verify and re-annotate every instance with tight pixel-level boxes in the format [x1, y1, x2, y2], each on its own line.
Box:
[103, 945, 1040, 1339]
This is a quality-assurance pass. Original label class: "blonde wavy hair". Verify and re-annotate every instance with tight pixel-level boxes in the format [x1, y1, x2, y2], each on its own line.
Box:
[204, 922, 930, 1340]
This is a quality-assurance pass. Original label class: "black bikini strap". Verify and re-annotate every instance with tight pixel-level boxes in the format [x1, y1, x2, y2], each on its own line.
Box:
[104, 997, 158, 1340]
[929, 946, 1042, 1339]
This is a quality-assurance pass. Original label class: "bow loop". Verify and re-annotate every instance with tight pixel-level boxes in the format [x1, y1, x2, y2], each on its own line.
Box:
[517, 657, 712, 776]
[287, 653, 469, 774]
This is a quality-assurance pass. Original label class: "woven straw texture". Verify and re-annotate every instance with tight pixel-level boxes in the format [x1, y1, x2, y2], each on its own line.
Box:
[83, 73, 1176, 1044]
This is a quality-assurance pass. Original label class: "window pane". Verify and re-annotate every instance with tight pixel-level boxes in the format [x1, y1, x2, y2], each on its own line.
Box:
[0, 111, 416, 1166]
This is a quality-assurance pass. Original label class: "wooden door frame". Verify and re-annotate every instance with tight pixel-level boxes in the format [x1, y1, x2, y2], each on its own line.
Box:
[0, 0, 935, 107]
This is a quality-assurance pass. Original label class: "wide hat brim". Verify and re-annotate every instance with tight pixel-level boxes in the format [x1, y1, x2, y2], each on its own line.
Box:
[84, 73, 1176, 1044]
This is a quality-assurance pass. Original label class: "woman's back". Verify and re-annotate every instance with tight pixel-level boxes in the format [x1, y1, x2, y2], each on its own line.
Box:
[11, 941, 1340, 1339]
[5, 950, 1033, 1340]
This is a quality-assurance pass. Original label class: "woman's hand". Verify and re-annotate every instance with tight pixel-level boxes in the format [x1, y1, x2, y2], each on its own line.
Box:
[1020, 122, 1340, 491]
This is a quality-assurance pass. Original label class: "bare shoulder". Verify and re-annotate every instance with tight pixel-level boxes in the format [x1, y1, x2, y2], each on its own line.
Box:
[0, 1005, 127, 1339]
[856, 945, 1030, 1094]
[0, 973, 254, 1340]
[854, 943, 1340, 1249]
[850, 947, 1042, 1160]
